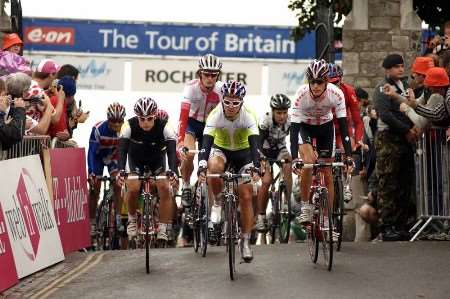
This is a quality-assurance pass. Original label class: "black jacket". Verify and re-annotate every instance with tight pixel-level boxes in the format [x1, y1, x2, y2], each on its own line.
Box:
[0, 106, 26, 151]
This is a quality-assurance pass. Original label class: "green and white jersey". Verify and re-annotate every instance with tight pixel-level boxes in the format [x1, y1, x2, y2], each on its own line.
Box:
[204, 103, 259, 151]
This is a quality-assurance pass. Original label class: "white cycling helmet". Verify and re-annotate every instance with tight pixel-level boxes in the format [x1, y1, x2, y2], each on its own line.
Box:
[107, 102, 126, 122]
[134, 97, 157, 117]
[306, 59, 329, 82]
[198, 53, 222, 72]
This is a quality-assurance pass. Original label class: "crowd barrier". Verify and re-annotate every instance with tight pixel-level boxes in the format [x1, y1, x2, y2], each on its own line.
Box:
[410, 127, 450, 241]
[1, 135, 51, 160]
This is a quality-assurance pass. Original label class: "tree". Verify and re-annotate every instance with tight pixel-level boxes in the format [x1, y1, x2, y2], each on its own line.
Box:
[288, 0, 450, 41]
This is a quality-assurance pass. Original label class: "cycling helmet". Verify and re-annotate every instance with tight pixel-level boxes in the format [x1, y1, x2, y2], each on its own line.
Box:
[328, 63, 343, 83]
[107, 102, 126, 122]
[221, 80, 247, 99]
[134, 97, 157, 117]
[306, 59, 329, 82]
[270, 94, 291, 109]
[198, 53, 222, 72]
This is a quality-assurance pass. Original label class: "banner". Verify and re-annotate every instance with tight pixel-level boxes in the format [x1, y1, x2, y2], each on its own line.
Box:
[23, 17, 315, 60]
[267, 62, 309, 96]
[0, 202, 18, 292]
[0, 155, 64, 279]
[131, 58, 263, 94]
[50, 148, 90, 254]
[26, 54, 125, 91]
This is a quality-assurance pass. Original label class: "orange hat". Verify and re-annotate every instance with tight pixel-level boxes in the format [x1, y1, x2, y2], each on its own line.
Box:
[2, 33, 23, 50]
[424, 67, 450, 87]
[412, 57, 434, 75]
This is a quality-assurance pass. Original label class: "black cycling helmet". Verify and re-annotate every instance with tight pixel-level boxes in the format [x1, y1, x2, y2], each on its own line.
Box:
[270, 94, 291, 109]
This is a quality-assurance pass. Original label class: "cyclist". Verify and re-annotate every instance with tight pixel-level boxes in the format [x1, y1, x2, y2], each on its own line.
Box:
[87, 102, 126, 234]
[255, 94, 293, 232]
[197, 80, 260, 262]
[291, 59, 353, 228]
[117, 97, 179, 243]
[327, 63, 364, 150]
[177, 53, 223, 207]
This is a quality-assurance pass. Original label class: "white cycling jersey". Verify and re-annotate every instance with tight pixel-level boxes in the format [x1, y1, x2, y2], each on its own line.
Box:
[259, 111, 291, 150]
[182, 79, 223, 122]
[291, 83, 347, 125]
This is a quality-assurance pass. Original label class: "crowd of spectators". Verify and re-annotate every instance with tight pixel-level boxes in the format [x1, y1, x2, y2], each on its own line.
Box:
[0, 33, 88, 153]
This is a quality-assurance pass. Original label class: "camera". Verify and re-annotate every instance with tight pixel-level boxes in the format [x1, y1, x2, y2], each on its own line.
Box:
[379, 86, 384, 93]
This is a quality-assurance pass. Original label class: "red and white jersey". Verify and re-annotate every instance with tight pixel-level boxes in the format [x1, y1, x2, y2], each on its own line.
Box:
[291, 83, 347, 125]
[182, 79, 222, 122]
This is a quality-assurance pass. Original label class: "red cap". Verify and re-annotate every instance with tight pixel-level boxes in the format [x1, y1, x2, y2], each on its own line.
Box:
[412, 57, 434, 75]
[424, 67, 450, 87]
[36, 59, 60, 74]
[2, 33, 23, 50]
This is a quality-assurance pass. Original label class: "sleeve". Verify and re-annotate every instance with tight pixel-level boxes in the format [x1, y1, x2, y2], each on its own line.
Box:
[402, 105, 429, 129]
[337, 117, 352, 156]
[289, 123, 300, 160]
[203, 109, 218, 137]
[163, 121, 177, 141]
[0, 107, 25, 149]
[118, 121, 131, 171]
[346, 87, 364, 143]
[415, 102, 448, 122]
[198, 134, 214, 163]
[87, 126, 100, 175]
[373, 87, 411, 134]
[165, 139, 178, 174]
[246, 109, 259, 136]
[258, 114, 270, 150]
[334, 88, 347, 119]
[248, 135, 261, 168]
[177, 100, 190, 144]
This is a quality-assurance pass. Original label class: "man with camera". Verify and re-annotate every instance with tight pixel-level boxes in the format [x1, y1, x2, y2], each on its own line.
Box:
[373, 54, 418, 241]
[0, 83, 26, 151]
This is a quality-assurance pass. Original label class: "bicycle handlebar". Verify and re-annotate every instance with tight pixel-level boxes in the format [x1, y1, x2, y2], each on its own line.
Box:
[260, 157, 289, 164]
[206, 173, 251, 180]
[295, 161, 345, 169]
[124, 173, 169, 181]
[181, 147, 205, 155]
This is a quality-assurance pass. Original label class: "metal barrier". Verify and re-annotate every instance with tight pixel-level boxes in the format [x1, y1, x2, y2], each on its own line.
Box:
[50, 137, 78, 149]
[410, 127, 450, 241]
[1, 135, 51, 160]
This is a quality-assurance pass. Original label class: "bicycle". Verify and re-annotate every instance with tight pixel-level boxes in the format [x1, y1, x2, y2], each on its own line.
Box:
[92, 176, 120, 251]
[332, 149, 352, 251]
[180, 147, 211, 257]
[123, 171, 170, 274]
[296, 159, 345, 271]
[261, 157, 292, 244]
[206, 171, 252, 281]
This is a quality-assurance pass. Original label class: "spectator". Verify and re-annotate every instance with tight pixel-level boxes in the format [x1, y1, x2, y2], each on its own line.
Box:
[2, 33, 23, 55]
[56, 64, 79, 81]
[355, 86, 369, 117]
[373, 53, 418, 241]
[410, 56, 434, 98]
[0, 78, 26, 150]
[427, 21, 450, 56]
[405, 67, 450, 125]
[440, 49, 450, 76]
[47, 76, 76, 140]
[32, 59, 66, 136]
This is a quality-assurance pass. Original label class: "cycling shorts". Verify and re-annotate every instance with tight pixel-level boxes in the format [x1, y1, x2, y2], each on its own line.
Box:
[91, 159, 119, 176]
[298, 120, 335, 158]
[261, 147, 291, 166]
[186, 117, 205, 148]
[128, 156, 166, 176]
[209, 146, 253, 174]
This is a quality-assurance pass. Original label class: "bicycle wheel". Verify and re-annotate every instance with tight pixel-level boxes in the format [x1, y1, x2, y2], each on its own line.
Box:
[192, 184, 200, 253]
[278, 185, 291, 243]
[319, 189, 334, 271]
[333, 177, 344, 251]
[144, 194, 151, 274]
[226, 195, 236, 280]
[200, 184, 209, 257]
[305, 204, 319, 263]
[269, 192, 278, 244]
[95, 199, 107, 251]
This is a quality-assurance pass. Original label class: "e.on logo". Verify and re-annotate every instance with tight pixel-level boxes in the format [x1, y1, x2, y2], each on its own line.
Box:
[24, 26, 75, 45]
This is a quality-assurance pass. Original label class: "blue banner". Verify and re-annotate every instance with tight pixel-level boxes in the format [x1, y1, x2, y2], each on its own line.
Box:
[23, 18, 315, 60]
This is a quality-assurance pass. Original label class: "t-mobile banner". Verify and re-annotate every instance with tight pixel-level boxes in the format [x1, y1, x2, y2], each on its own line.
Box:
[0, 155, 65, 279]
[50, 148, 90, 254]
[0, 202, 18, 292]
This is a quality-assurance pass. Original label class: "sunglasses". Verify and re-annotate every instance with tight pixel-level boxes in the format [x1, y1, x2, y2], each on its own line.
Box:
[223, 99, 242, 107]
[138, 116, 155, 122]
[309, 79, 326, 85]
[201, 72, 219, 78]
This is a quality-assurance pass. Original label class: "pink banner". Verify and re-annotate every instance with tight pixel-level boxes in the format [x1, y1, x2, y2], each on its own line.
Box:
[50, 148, 91, 254]
[0, 202, 19, 292]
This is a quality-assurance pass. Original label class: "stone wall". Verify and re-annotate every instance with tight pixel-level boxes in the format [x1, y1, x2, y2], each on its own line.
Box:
[342, 0, 422, 97]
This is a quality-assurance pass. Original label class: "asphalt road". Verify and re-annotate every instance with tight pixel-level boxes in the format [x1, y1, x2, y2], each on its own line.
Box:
[5, 242, 450, 299]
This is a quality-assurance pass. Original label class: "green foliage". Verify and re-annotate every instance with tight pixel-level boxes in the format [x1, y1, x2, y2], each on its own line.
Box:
[288, 0, 352, 41]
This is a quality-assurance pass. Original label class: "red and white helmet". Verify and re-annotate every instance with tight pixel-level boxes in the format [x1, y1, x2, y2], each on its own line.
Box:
[198, 53, 222, 73]
[134, 97, 157, 117]
[306, 59, 329, 82]
[107, 102, 126, 122]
